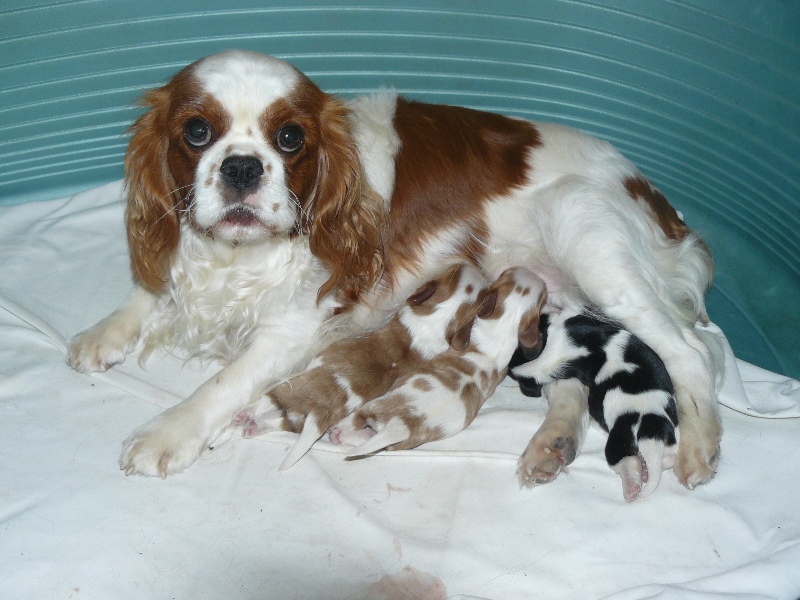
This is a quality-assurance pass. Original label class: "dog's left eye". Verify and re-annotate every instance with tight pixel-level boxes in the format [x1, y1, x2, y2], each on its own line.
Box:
[276, 124, 304, 154]
[184, 119, 214, 148]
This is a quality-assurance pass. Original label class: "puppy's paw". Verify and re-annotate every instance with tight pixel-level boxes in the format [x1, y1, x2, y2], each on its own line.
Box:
[517, 434, 576, 487]
[233, 398, 284, 438]
[328, 425, 375, 447]
[67, 322, 137, 373]
[611, 454, 648, 502]
[119, 408, 214, 478]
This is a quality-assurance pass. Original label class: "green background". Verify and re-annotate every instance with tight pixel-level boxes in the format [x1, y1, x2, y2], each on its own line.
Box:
[2, 0, 798, 378]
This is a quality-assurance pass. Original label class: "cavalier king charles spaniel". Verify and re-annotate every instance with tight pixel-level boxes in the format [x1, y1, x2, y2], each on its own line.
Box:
[68, 50, 723, 488]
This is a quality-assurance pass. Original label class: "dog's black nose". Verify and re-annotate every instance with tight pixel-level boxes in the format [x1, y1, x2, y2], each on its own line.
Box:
[220, 155, 264, 191]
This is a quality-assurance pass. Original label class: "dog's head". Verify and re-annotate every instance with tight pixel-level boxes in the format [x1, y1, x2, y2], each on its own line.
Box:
[475, 267, 548, 356]
[403, 263, 488, 357]
[125, 50, 381, 299]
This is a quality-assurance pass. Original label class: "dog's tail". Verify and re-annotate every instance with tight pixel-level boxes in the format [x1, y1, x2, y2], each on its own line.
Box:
[345, 417, 410, 458]
[279, 413, 324, 471]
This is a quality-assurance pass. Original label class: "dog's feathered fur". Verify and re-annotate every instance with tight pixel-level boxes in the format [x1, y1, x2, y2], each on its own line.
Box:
[67, 51, 723, 489]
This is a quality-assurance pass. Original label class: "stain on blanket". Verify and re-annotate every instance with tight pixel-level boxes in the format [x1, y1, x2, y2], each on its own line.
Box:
[366, 565, 447, 600]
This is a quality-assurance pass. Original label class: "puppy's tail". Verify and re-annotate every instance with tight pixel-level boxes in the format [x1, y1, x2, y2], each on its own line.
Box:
[345, 418, 410, 458]
[279, 413, 323, 471]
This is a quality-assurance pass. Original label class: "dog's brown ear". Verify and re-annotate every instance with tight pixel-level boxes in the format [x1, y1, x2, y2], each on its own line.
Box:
[448, 318, 475, 352]
[407, 280, 438, 306]
[125, 85, 181, 293]
[308, 94, 383, 303]
[518, 314, 541, 351]
[477, 290, 499, 319]
[518, 285, 547, 351]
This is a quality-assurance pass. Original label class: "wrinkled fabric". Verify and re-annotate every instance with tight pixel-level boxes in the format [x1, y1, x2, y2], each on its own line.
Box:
[1, 182, 798, 600]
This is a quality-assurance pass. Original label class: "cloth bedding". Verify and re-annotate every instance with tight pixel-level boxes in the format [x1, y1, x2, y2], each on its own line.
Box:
[1, 181, 799, 600]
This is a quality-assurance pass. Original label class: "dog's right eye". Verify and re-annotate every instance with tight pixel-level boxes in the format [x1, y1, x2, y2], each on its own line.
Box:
[184, 119, 214, 148]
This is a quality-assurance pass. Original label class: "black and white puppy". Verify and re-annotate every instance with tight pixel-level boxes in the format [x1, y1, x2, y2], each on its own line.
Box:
[510, 308, 679, 502]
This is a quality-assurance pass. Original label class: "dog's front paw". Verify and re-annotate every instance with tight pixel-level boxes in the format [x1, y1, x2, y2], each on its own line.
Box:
[67, 322, 137, 373]
[119, 408, 213, 478]
[517, 434, 576, 487]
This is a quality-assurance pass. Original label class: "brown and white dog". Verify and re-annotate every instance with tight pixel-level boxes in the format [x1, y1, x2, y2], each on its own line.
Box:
[67, 50, 723, 488]
[232, 263, 487, 470]
[331, 267, 547, 458]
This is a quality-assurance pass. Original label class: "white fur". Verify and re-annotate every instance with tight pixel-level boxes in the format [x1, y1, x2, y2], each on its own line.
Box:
[192, 51, 303, 243]
[71, 212, 337, 479]
[346, 91, 400, 206]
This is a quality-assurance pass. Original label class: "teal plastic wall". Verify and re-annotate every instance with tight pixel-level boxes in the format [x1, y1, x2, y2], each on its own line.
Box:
[2, 1, 798, 378]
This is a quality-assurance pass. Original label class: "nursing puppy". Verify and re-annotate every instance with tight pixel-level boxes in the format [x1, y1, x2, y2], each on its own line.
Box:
[233, 263, 487, 470]
[331, 267, 547, 457]
[511, 309, 679, 502]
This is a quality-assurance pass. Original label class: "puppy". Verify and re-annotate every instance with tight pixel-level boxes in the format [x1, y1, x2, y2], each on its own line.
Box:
[331, 267, 547, 457]
[233, 263, 487, 469]
[511, 309, 679, 502]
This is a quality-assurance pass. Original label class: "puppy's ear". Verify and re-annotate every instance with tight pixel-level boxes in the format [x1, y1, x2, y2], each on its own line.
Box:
[125, 86, 180, 293]
[447, 317, 475, 352]
[406, 280, 438, 306]
[518, 316, 541, 351]
[518, 286, 548, 353]
[308, 95, 383, 303]
[477, 290, 499, 319]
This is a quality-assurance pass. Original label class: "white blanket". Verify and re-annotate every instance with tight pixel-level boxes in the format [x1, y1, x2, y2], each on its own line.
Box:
[1, 182, 799, 600]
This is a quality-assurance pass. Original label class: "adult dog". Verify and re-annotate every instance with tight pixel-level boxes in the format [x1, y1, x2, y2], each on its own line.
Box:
[68, 50, 722, 487]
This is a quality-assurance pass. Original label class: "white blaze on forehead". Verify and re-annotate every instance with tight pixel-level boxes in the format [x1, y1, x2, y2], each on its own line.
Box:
[193, 50, 301, 119]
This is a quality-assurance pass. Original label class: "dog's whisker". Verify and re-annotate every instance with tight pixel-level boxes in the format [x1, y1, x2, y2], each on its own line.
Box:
[288, 190, 312, 226]
[148, 185, 197, 230]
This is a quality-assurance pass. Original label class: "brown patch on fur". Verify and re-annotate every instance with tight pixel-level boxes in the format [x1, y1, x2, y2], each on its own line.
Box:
[479, 370, 490, 388]
[479, 270, 517, 320]
[269, 318, 416, 433]
[407, 264, 462, 316]
[412, 378, 433, 392]
[623, 176, 692, 241]
[518, 278, 547, 350]
[419, 355, 476, 391]
[460, 381, 484, 423]
[384, 99, 541, 281]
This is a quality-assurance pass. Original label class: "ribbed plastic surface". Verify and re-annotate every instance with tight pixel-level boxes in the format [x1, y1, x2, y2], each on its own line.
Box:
[1, 0, 798, 378]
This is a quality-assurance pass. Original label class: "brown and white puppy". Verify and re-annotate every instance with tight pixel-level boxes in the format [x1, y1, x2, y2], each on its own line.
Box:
[330, 267, 547, 457]
[68, 50, 722, 489]
[233, 264, 487, 470]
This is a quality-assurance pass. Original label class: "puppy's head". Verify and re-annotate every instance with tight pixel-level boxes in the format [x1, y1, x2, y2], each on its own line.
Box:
[125, 50, 381, 298]
[403, 263, 487, 356]
[477, 267, 548, 354]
